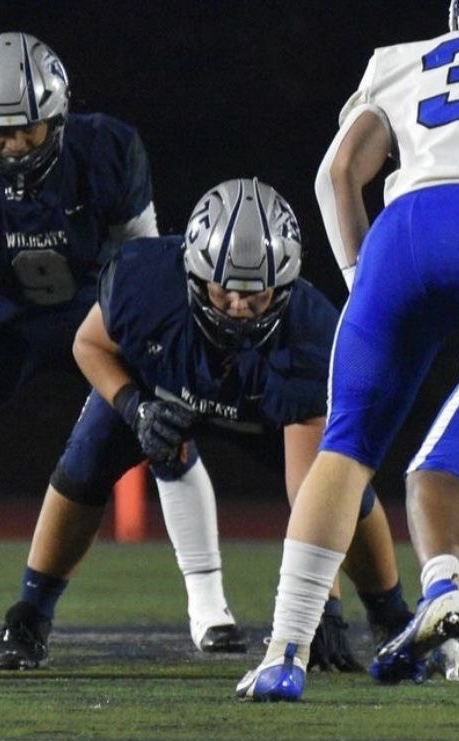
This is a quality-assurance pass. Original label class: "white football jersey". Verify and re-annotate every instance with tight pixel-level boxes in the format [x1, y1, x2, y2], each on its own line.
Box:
[339, 31, 459, 205]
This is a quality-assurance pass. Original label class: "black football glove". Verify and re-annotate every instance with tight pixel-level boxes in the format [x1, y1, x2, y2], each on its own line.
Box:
[132, 399, 196, 464]
[308, 614, 364, 673]
[113, 382, 197, 465]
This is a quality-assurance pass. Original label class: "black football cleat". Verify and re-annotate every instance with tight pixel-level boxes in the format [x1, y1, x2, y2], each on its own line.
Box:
[0, 601, 51, 670]
[198, 624, 248, 653]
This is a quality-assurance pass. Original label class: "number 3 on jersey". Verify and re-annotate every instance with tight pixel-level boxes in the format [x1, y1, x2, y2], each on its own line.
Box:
[12, 249, 76, 305]
[418, 38, 459, 128]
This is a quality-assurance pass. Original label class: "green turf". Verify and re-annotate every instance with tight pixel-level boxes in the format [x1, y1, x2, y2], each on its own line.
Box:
[0, 539, 456, 741]
[1, 674, 457, 741]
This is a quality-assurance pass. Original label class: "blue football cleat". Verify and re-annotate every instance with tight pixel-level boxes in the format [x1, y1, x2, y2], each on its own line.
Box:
[236, 642, 306, 702]
[369, 647, 427, 684]
[370, 579, 459, 684]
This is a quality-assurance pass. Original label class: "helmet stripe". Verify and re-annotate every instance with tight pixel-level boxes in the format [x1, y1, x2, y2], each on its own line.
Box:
[253, 177, 275, 286]
[214, 179, 244, 282]
[21, 34, 39, 120]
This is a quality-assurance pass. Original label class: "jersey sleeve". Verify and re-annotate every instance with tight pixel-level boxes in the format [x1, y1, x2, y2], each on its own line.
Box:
[89, 115, 155, 234]
[260, 281, 338, 426]
[107, 129, 157, 233]
[338, 52, 392, 136]
[98, 257, 116, 332]
[98, 236, 186, 352]
[339, 53, 378, 117]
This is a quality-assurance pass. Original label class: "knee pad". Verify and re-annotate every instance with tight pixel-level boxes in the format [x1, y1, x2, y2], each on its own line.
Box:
[153, 440, 199, 481]
[50, 463, 112, 507]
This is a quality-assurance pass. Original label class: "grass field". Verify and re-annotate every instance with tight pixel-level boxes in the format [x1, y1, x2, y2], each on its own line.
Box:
[0, 539, 457, 741]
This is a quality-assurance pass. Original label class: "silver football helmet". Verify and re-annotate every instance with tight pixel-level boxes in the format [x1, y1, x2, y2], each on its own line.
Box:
[0, 32, 70, 190]
[449, 0, 459, 30]
[184, 177, 302, 350]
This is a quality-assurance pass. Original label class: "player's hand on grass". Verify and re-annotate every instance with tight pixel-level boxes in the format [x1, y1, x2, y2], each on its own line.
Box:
[308, 614, 364, 672]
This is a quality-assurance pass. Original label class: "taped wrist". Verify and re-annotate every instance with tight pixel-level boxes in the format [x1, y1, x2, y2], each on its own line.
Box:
[113, 382, 142, 428]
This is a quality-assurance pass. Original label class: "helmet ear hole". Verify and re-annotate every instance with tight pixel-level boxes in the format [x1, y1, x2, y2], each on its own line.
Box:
[40, 90, 53, 107]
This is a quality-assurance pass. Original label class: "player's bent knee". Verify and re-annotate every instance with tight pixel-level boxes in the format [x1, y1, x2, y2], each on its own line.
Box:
[49, 464, 111, 507]
[153, 439, 199, 481]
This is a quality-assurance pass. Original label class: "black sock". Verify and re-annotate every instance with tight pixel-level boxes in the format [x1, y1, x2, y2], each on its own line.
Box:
[358, 581, 411, 627]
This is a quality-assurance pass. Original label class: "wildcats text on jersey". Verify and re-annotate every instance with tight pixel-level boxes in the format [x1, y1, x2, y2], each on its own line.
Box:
[5, 231, 68, 249]
[180, 387, 238, 420]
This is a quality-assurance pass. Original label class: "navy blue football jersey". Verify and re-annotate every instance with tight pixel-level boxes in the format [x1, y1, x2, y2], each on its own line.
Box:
[99, 238, 338, 428]
[0, 113, 153, 316]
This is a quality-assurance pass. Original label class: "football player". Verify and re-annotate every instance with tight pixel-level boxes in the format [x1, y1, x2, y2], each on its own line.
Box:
[237, 1, 459, 701]
[0, 32, 245, 655]
[0, 178, 412, 670]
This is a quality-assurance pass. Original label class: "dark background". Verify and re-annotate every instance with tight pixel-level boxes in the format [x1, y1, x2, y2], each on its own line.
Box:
[0, 0, 456, 509]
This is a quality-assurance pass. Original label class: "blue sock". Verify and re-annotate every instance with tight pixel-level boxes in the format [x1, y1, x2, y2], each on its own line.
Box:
[21, 567, 68, 621]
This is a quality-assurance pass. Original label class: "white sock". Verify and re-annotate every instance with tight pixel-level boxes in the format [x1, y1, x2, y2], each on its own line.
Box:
[421, 555, 459, 595]
[185, 571, 234, 624]
[156, 457, 228, 620]
[269, 539, 345, 651]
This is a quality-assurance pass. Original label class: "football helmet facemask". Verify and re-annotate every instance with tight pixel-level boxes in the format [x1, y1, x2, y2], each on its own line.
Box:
[184, 177, 302, 350]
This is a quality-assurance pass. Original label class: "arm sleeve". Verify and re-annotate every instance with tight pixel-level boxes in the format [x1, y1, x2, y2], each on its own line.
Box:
[109, 201, 158, 240]
[261, 284, 338, 424]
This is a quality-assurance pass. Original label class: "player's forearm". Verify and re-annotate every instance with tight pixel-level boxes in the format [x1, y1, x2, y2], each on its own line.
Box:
[72, 303, 134, 406]
[73, 334, 133, 406]
[315, 162, 367, 278]
[315, 107, 391, 290]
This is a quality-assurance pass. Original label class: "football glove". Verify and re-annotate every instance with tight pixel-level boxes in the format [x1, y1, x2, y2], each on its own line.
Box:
[113, 382, 197, 465]
[308, 614, 363, 673]
[132, 400, 196, 464]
